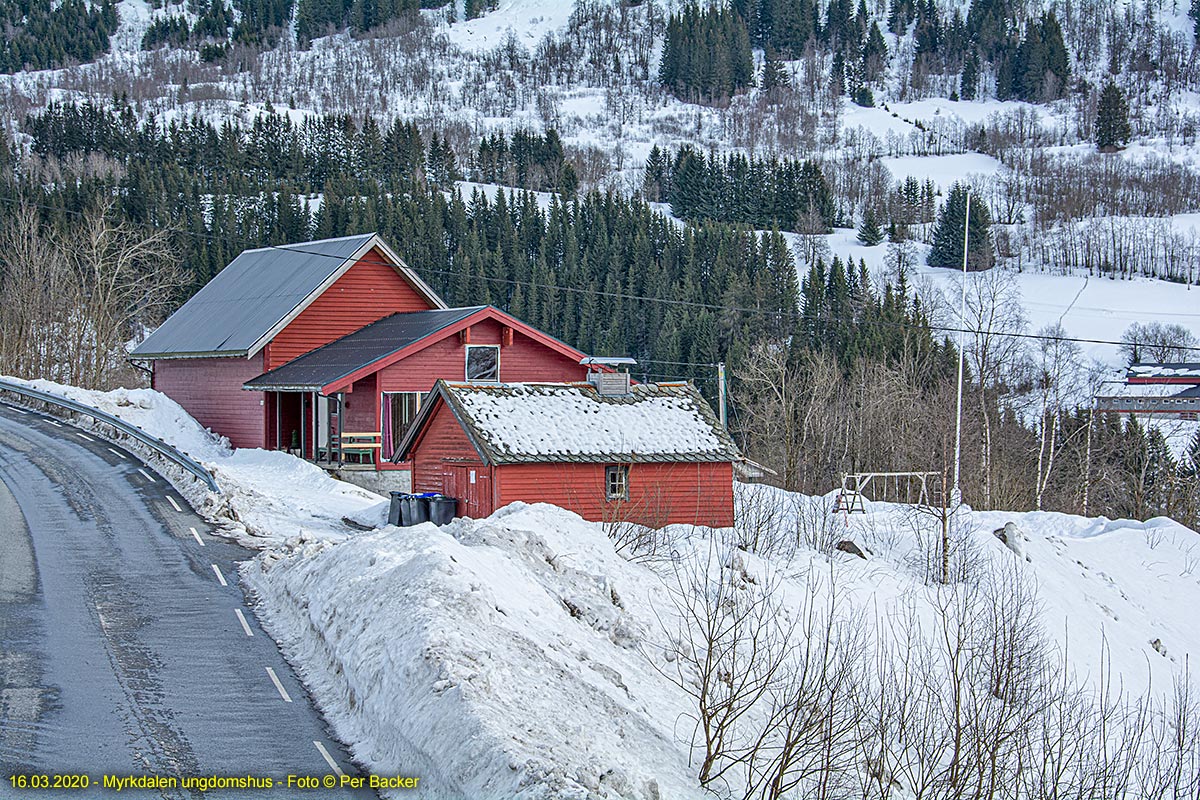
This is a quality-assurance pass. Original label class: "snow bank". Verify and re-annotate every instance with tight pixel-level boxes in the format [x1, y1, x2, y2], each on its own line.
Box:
[244, 503, 705, 799]
[245, 484, 1200, 797]
[1, 376, 384, 546]
[9, 375, 1198, 795]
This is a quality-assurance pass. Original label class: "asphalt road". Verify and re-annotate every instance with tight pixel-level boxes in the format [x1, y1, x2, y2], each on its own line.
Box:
[0, 403, 378, 799]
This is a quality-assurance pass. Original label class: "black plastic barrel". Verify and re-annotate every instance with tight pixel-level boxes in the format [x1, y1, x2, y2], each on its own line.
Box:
[428, 496, 457, 526]
[402, 493, 433, 526]
[388, 491, 406, 527]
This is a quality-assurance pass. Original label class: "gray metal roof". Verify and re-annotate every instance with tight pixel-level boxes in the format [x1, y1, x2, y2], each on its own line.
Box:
[133, 234, 443, 358]
[244, 307, 486, 391]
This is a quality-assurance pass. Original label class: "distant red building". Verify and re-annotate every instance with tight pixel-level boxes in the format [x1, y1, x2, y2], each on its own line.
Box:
[131, 234, 594, 485]
[395, 380, 739, 528]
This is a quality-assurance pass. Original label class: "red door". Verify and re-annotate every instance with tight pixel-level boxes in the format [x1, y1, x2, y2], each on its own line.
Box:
[445, 465, 490, 519]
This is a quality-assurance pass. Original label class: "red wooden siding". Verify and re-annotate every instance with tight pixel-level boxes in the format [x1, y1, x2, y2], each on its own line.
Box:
[408, 400, 735, 528]
[410, 400, 485, 496]
[377, 319, 587, 393]
[153, 355, 266, 450]
[495, 462, 734, 528]
[342, 374, 379, 433]
[267, 248, 436, 370]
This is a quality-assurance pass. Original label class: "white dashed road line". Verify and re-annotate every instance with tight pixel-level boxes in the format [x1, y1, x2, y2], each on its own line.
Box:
[75, 432, 93, 442]
[189, 527, 205, 547]
[46, 420, 62, 427]
[266, 667, 292, 703]
[211, 564, 228, 586]
[165, 495, 182, 513]
[107, 448, 125, 459]
[235, 609, 254, 637]
[314, 742, 344, 778]
[137, 468, 155, 482]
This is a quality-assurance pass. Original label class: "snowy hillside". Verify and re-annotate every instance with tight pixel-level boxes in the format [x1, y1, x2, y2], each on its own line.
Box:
[7, 378, 1197, 798]
[247, 493, 1200, 798]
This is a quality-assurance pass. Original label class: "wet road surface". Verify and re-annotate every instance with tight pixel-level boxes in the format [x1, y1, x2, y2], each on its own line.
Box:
[0, 403, 377, 799]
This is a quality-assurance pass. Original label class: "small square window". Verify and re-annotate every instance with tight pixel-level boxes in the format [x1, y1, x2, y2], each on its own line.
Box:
[466, 345, 500, 382]
[605, 465, 629, 501]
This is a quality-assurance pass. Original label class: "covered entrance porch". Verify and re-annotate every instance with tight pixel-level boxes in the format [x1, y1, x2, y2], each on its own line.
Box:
[261, 374, 386, 469]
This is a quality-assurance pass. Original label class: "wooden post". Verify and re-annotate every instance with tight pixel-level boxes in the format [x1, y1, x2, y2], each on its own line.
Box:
[337, 393, 344, 467]
[717, 362, 727, 428]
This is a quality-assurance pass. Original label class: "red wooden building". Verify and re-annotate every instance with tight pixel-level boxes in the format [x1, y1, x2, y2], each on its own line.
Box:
[394, 380, 739, 528]
[131, 233, 596, 489]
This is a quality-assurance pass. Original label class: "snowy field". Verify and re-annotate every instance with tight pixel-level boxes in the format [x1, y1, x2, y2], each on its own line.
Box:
[5, 377, 1198, 798]
[812, 227, 1200, 366]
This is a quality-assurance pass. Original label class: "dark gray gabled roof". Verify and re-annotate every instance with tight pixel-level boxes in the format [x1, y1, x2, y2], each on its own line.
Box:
[395, 380, 742, 465]
[243, 307, 486, 392]
[132, 234, 446, 358]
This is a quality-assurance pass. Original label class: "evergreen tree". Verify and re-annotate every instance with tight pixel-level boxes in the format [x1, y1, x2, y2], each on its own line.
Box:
[927, 183, 994, 271]
[642, 145, 668, 201]
[887, 0, 914, 35]
[861, 21, 888, 82]
[857, 207, 883, 245]
[960, 49, 979, 100]
[1095, 81, 1132, 152]
[760, 46, 789, 92]
[659, 5, 754, 104]
[1192, 0, 1200, 39]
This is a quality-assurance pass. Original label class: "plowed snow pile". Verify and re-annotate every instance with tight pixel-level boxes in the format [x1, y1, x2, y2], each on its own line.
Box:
[8, 378, 1199, 797]
[245, 493, 1200, 799]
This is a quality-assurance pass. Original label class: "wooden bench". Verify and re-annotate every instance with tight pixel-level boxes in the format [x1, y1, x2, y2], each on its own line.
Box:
[338, 432, 382, 464]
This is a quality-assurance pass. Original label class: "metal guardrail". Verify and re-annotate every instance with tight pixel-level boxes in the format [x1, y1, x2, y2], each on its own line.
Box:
[0, 379, 220, 493]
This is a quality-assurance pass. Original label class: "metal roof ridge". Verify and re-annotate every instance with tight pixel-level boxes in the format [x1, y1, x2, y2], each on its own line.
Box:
[237, 232, 377, 254]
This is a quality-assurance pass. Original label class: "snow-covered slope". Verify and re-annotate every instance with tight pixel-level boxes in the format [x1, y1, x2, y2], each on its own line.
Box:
[8, 377, 1198, 796]
[245, 494, 1200, 798]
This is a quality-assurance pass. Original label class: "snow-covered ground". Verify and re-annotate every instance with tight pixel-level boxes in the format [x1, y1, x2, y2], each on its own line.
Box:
[813, 226, 1200, 365]
[0, 377, 385, 547]
[6, 377, 1197, 797]
[435, 0, 576, 53]
[245, 491, 1200, 798]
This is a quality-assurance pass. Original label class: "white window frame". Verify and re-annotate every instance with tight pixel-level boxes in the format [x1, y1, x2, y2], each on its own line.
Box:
[381, 391, 422, 458]
[605, 464, 629, 501]
[465, 344, 501, 383]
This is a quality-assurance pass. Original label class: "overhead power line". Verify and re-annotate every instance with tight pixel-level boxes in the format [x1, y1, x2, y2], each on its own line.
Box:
[0, 192, 1197, 355]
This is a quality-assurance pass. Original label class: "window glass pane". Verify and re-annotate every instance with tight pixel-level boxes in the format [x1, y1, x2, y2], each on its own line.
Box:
[383, 392, 421, 458]
[606, 465, 628, 500]
[466, 346, 499, 381]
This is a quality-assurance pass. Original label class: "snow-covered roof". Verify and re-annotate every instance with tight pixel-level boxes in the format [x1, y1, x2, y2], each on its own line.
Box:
[1096, 381, 1200, 399]
[1127, 363, 1200, 381]
[399, 381, 741, 465]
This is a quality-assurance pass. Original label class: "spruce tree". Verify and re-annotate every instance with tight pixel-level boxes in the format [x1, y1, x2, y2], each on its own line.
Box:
[1095, 80, 1131, 152]
[760, 46, 789, 92]
[862, 22, 888, 81]
[857, 207, 883, 245]
[1039, 12, 1070, 99]
[642, 145, 668, 201]
[927, 183, 994, 271]
[960, 49, 979, 100]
